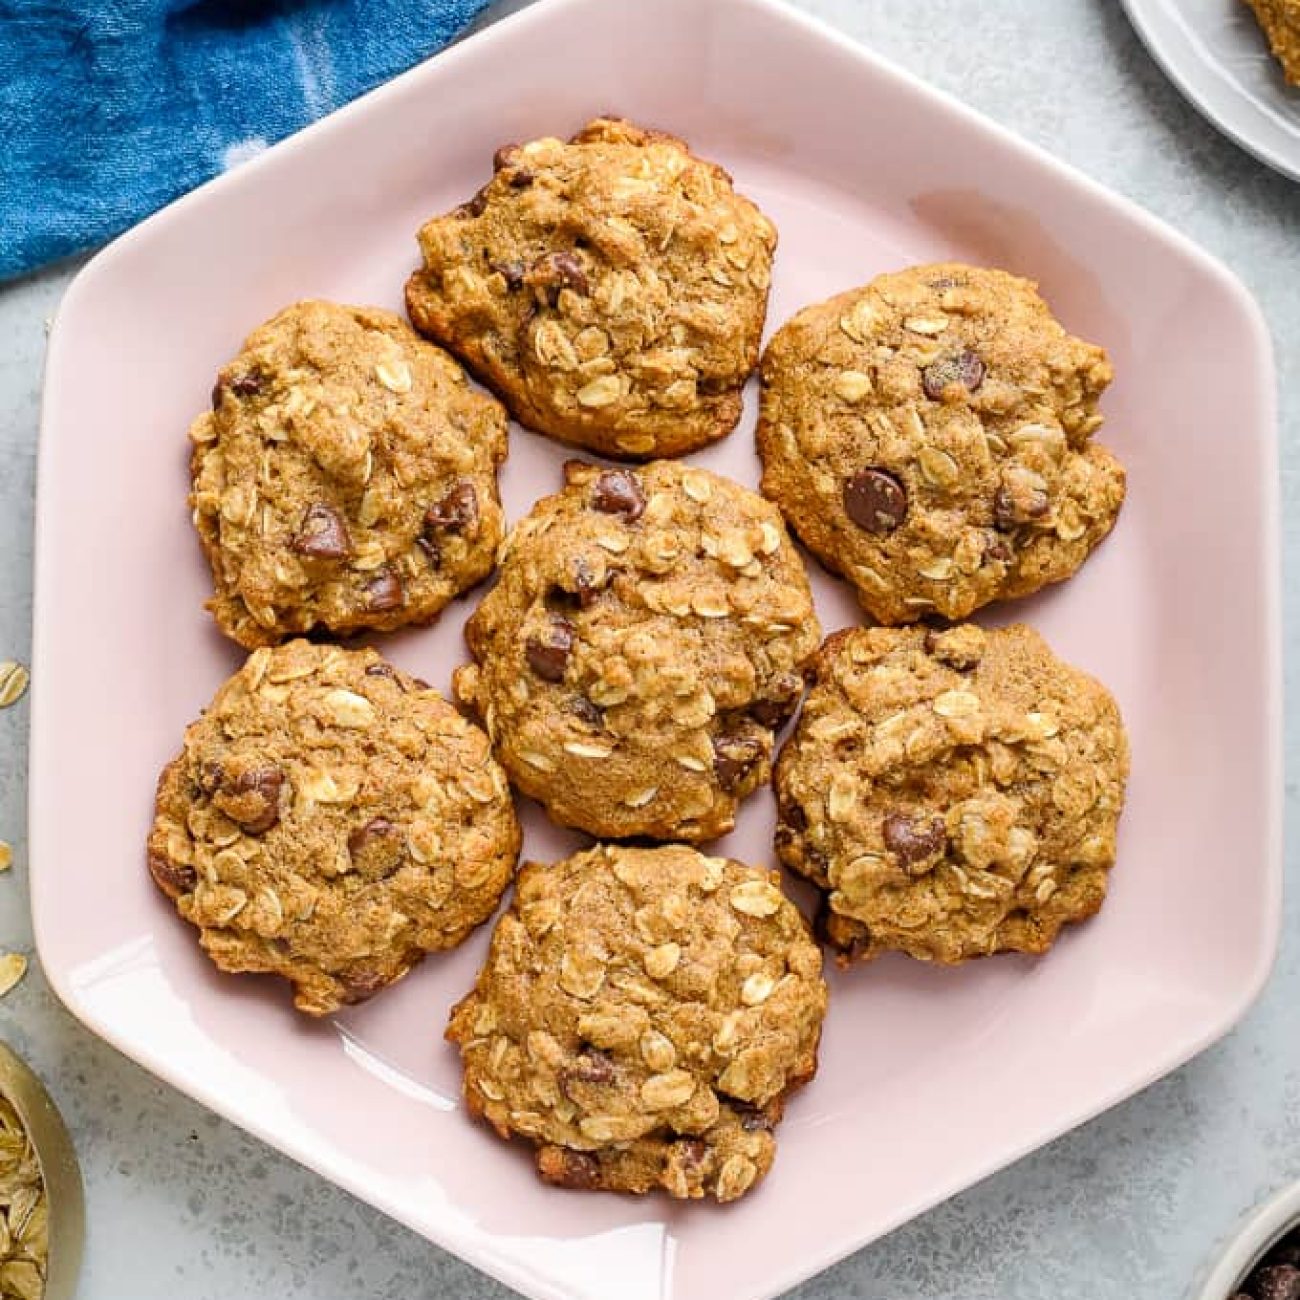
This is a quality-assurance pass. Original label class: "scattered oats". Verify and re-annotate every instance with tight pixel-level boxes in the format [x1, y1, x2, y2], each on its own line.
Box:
[918, 557, 954, 581]
[576, 375, 623, 408]
[320, 689, 375, 729]
[0, 956, 26, 998]
[903, 313, 950, 335]
[644, 942, 681, 980]
[932, 689, 981, 719]
[1035, 877, 1058, 903]
[674, 754, 708, 772]
[639, 1029, 677, 1073]
[729, 879, 782, 918]
[757, 520, 783, 555]
[690, 592, 729, 619]
[563, 740, 615, 759]
[716, 1153, 758, 1202]
[0, 666, 28, 711]
[916, 446, 959, 489]
[623, 787, 658, 809]
[640, 1069, 696, 1110]
[520, 750, 557, 772]
[740, 972, 775, 1006]
[833, 369, 873, 403]
[374, 359, 413, 393]
[681, 470, 713, 503]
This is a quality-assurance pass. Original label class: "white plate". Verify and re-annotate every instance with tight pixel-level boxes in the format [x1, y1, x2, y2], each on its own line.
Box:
[1122, 0, 1300, 180]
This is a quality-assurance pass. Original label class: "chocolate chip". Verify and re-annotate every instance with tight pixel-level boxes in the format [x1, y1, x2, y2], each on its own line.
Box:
[364, 569, 405, 612]
[844, 468, 907, 535]
[1253, 1266, 1300, 1300]
[784, 803, 808, 833]
[564, 1049, 615, 1087]
[210, 381, 223, 411]
[539, 1147, 602, 1190]
[528, 250, 590, 306]
[424, 481, 480, 535]
[198, 760, 226, 795]
[733, 1102, 773, 1132]
[147, 850, 196, 896]
[673, 1137, 709, 1174]
[364, 663, 405, 689]
[339, 967, 389, 1005]
[491, 145, 534, 186]
[993, 484, 1049, 531]
[921, 349, 985, 400]
[591, 469, 645, 521]
[572, 557, 606, 607]
[882, 812, 945, 867]
[347, 817, 396, 857]
[712, 735, 762, 793]
[984, 532, 1013, 563]
[751, 673, 803, 729]
[525, 615, 573, 682]
[218, 767, 285, 835]
[291, 503, 352, 560]
[491, 258, 526, 290]
[493, 144, 520, 171]
[568, 695, 605, 728]
[456, 188, 490, 219]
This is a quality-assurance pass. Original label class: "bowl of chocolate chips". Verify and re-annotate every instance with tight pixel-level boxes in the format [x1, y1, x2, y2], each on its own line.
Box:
[1197, 1183, 1300, 1300]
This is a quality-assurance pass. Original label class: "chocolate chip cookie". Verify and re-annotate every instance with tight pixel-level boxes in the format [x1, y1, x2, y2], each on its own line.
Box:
[1244, 0, 1300, 83]
[147, 640, 520, 1015]
[454, 460, 821, 841]
[405, 117, 777, 460]
[757, 264, 1126, 624]
[773, 623, 1128, 963]
[446, 843, 827, 1202]
[191, 300, 508, 648]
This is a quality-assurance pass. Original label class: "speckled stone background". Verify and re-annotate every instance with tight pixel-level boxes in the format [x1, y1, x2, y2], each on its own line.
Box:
[0, 1, 1296, 1296]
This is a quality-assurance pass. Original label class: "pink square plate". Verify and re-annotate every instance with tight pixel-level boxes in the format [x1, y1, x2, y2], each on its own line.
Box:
[31, 0, 1281, 1297]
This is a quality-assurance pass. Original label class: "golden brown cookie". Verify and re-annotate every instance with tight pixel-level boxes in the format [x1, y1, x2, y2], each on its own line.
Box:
[1244, 0, 1300, 82]
[454, 460, 821, 842]
[773, 623, 1128, 963]
[446, 844, 827, 1202]
[147, 640, 520, 1015]
[191, 300, 508, 649]
[757, 264, 1125, 624]
[405, 116, 777, 460]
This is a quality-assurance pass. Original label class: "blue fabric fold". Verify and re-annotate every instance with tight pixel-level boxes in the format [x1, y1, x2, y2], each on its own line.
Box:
[0, 0, 494, 280]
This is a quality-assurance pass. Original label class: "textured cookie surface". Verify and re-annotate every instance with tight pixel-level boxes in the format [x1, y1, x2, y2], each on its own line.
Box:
[446, 844, 827, 1202]
[405, 116, 776, 459]
[758, 264, 1125, 624]
[455, 460, 821, 841]
[1244, 0, 1300, 82]
[148, 640, 520, 1015]
[191, 300, 508, 648]
[773, 624, 1128, 963]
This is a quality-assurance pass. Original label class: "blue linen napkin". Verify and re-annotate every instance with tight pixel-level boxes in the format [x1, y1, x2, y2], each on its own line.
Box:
[0, 0, 494, 281]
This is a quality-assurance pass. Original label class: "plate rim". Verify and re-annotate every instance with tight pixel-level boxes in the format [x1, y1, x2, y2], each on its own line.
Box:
[1119, 0, 1300, 183]
[29, 0, 1284, 1295]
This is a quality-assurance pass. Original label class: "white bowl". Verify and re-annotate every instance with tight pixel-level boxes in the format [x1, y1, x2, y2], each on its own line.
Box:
[1194, 1182, 1300, 1300]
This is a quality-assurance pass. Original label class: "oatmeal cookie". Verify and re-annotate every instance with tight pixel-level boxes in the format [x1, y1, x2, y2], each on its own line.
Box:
[446, 844, 827, 1202]
[758, 264, 1125, 624]
[1244, 0, 1300, 82]
[147, 640, 520, 1015]
[191, 300, 508, 648]
[773, 623, 1128, 963]
[454, 460, 821, 841]
[405, 116, 776, 459]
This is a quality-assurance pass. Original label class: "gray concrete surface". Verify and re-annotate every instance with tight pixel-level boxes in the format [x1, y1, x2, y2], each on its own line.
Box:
[0, 0, 1297, 1296]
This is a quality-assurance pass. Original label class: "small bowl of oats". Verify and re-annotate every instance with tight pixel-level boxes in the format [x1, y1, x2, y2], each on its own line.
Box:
[0, 1041, 82, 1300]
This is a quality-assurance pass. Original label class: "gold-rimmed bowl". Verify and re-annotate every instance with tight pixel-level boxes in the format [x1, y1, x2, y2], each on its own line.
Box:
[0, 1041, 83, 1300]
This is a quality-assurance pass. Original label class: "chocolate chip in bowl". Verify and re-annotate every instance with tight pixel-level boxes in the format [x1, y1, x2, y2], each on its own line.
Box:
[1197, 1183, 1300, 1300]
